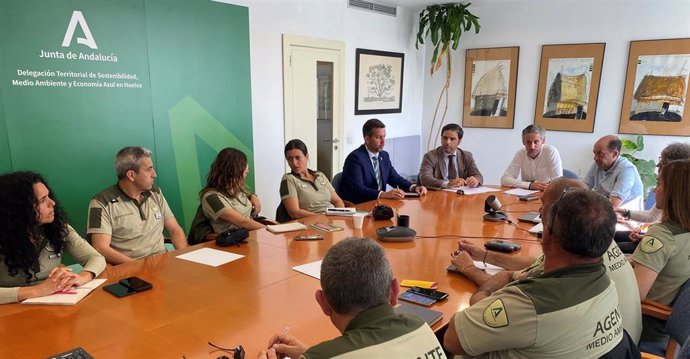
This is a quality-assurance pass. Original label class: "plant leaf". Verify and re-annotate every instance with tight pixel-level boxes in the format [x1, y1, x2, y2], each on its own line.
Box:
[636, 134, 645, 151]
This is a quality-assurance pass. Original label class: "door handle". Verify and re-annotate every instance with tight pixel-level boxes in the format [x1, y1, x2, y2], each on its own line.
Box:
[322, 138, 339, 144]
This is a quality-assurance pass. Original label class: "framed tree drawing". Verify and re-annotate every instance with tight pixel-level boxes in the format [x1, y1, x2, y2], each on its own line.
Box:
[619, 38, 690, 136]
[534, 43, 605, 133]
[355, 48, 404, 115]
[463, 47, 519, 129]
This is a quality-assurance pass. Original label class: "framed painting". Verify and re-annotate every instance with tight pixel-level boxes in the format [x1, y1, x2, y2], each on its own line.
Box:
[619, 38, 690, 136]
[534, 43, 605, 133]
[354, 48, 404, 115]
[462, 46, 519, 129]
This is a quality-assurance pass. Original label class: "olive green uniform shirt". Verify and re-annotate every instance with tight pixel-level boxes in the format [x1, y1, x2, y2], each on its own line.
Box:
[456, 261, 623, 358]
[279, 171, 335, 215]
[302, 304, 445, 359]
[514, 241, 642, 344]
[632, 222, 690, 305]
[0, 226, 106, 304]
[87, 185, 173, 260]
[201, 189, 252, 233]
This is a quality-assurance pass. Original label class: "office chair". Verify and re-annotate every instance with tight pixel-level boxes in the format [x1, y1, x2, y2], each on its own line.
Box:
[562, 169, 579, 179]
[640, 279, 690, 358]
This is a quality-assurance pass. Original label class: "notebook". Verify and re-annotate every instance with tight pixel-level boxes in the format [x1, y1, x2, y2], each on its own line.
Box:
[394, 301, 443, 326]
[22, 278, 107, 305]
[266, 222, 307, 233]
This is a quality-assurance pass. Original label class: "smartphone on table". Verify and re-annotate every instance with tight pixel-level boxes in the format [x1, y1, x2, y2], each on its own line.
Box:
[398, 291, 437, 307]
[410, 286, 449, 300]
[103, 276, 152, 298]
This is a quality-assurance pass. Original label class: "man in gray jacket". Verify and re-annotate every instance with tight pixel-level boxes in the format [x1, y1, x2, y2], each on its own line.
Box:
[418, 123, 483, 189]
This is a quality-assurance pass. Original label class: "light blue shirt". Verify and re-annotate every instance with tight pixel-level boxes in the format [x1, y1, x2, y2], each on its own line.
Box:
[584, 156, 642, 204]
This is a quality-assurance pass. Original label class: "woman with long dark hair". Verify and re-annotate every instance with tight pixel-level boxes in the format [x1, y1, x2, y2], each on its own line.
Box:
[0, 171, 105, 304]
[200, 148, 264, 232]
[279, 139, 344, 221]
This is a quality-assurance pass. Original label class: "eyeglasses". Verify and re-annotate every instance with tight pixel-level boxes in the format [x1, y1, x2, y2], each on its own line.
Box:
[546, 187, 572, 233]
[208, 342, 245, 359]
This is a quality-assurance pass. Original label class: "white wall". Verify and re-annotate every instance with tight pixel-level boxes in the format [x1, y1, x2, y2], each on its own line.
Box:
[216, 0, 427, 218]
[421, 0, 690, 184]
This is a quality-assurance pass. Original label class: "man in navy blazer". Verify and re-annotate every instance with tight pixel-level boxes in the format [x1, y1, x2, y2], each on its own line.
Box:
[340, 119, 427, 204]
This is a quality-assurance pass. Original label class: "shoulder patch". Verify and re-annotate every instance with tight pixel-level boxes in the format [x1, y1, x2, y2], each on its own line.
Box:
[482, 298, 509, 328]
[640, 236, 664, 254]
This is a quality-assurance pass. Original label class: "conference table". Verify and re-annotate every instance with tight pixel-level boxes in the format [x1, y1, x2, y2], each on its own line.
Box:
[0, 188, 544, 358]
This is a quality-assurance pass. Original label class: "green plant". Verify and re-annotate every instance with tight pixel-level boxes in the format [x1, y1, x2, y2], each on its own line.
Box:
[621, 134, 657, 197]
[415, 3, 480, 151]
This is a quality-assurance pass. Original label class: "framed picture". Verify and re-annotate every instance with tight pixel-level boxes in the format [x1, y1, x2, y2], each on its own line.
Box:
[619, 38, 690, 136]
[462, 46, 519, 129]
[534, 43, 605, 133]
[354, 48, 404, 115]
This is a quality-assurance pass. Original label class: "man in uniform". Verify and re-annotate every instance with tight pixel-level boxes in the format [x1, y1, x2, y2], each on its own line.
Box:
[418, 123, 483, 189]
[87, 146, 187, 264]
[501, 124, 562, 190]
[451, 177, 642, 344]
[258, 237, 445, 359]
[584, 135, 643, 208]
[444, 187, 639, 357]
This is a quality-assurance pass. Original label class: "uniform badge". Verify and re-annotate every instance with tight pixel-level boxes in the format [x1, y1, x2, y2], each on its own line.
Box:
[640, 236, 664, 254]
[300, 184, 308, 188]
[482, 298, 509, 328]
[154, 212, 163, 219]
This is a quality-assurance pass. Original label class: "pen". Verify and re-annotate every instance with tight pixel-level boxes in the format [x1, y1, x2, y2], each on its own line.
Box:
[53, 290, 78, 294]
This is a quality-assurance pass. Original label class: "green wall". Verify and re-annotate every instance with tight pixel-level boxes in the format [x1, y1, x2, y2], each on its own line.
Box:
[0, 0, 253, 232]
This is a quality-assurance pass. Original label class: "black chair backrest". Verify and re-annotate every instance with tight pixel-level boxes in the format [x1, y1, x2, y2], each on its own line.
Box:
[275, 202, 293, 223]
[667, 278, 690, 345]
[187, 204, 213, 245]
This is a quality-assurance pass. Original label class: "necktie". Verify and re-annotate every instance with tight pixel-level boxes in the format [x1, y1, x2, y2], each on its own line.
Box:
[448, 154, 457, 180]
[372, 156, 382, 190]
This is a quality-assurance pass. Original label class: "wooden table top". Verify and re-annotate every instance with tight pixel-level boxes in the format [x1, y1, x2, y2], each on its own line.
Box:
[0, 188, 543, 358]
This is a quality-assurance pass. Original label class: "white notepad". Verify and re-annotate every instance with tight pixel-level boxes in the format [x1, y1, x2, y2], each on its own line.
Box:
[22, 278, 107, 306]
[266, 222, 307, 233]
[293, 260, 322, 279]
[176, 247, 244, 267]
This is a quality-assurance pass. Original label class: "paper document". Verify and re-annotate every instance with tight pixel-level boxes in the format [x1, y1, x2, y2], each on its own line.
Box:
[528, 223, 543, 234]
[293, 260, 322, 279]
[176, 247, 244, 267]
[22, 278, 107, 305]
[442, 186, 501, 195]
[503, 188, 539, 196]
[473, 261, 504, 275]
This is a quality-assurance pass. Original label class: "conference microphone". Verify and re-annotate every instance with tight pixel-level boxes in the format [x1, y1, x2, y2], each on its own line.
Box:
[377, 213, 416, 242]
[483, 195, 507, 222]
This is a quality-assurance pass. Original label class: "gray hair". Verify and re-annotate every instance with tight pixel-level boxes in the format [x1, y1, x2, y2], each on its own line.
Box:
[320, 237, 392, 316]
[522, 124, 545, 140]
[661, 142, 690, 164]
[547, 188, 615, 258]
[115, 146, 153, 179]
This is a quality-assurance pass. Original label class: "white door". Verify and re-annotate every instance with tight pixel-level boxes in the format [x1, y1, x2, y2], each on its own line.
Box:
[283, 35, 344, 180]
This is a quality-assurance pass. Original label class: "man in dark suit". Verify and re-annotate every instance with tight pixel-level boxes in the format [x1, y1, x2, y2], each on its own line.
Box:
[340, 119, 427, 204]
[418, 123, 483, 189]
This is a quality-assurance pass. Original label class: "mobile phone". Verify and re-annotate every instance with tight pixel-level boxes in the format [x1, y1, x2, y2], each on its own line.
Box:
[398, 291, 437, 307]
[294, 234, 324, 241]
[484, 239, 521, 253]
[103, 283, 138, 298]
[410, 287, 449, 300]
[119, 276, 153, 292]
